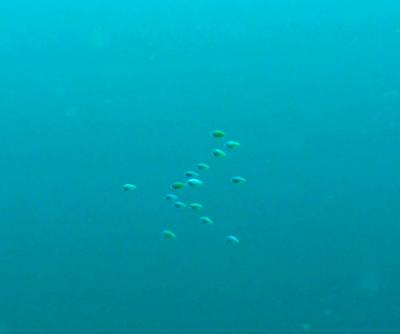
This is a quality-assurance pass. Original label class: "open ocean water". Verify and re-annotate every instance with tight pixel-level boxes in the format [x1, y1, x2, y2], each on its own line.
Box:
[0, 0, 399, 333]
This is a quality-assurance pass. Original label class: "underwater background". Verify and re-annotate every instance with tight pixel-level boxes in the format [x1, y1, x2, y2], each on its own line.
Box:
[0, 0, 399, 333]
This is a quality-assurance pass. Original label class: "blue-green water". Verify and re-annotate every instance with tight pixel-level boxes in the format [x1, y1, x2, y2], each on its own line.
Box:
[0, 1, 399, 333]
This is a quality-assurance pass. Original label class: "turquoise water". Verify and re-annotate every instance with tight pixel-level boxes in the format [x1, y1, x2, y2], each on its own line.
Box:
[0, 1, 399, 333]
